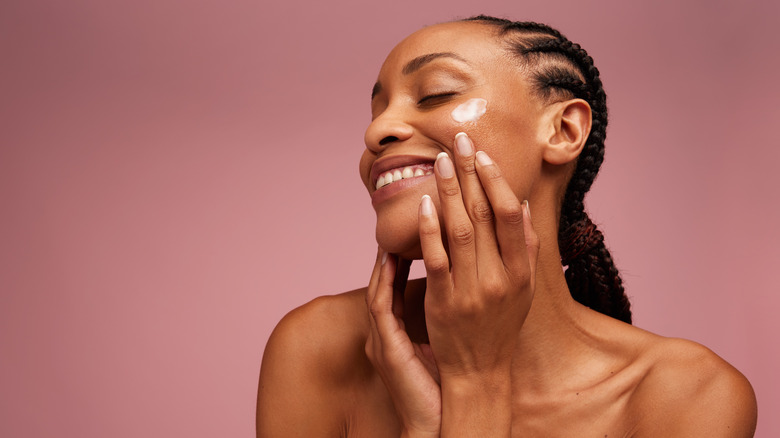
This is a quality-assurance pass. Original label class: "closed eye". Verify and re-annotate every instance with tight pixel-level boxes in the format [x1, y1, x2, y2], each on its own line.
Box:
[418, 92, 457, 106]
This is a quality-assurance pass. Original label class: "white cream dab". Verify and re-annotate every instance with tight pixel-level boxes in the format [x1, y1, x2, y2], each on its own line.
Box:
[451, 98, 487, 123]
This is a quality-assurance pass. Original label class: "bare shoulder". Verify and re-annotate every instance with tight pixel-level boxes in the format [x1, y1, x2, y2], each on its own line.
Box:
[630, 336, 757, 437]
[256, 288, 370, 437]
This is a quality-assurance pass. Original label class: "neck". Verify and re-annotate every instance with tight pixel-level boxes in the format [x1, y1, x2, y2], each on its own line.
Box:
[509, 241, 591, 394]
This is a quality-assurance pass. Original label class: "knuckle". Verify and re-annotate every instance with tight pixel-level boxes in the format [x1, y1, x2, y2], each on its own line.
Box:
[449, 222, 474, 246]
[498, 203, 524, 225]
[455, 298, 480, 318]
[482, 278, 504, 295]
[424, 255, 450, 274]
[511, 269, 532, 286]
[483, 290, 507, 305]
[427, 304, 453, 323]
[440, 183, 461, 198]
[485, 166, 504, 181]
[481, 279, 506, 302]
[470, 200, 494, 224]
[459, 160, 477, 175]
[419, 221, 440, 238]
[368, 301, 383, 319]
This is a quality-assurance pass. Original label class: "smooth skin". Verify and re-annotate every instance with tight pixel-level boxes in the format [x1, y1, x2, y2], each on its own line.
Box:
[257, 21, 757, 437]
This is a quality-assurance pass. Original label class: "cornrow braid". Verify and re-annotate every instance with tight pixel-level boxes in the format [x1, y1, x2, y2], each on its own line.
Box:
[463, 15, 632, 323]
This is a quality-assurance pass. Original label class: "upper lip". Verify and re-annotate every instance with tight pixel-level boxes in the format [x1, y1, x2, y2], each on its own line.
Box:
[370, 154, 436, 186]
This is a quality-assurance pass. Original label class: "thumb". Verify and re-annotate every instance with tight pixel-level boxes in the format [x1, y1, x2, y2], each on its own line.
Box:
[523, 201, 540, 275]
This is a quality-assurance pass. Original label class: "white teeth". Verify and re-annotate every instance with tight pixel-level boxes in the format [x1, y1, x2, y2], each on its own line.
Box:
[376, 165, 431, 189]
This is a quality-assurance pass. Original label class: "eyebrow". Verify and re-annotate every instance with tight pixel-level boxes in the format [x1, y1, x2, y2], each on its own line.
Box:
[371, 52, 469, 100]
[402, 52, 468, 75]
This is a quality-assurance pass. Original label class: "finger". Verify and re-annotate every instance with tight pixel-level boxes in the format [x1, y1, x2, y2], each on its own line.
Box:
[418, 194, 452, 299]
[522, 201, 541, 288]
[365, 247, 385, 308]
[452, 132, 500, 265]
[473, 151, 529, 273]
[433, 152, 477, 273]
[369, 253, 405, 342]
[365, 249, 384, 363]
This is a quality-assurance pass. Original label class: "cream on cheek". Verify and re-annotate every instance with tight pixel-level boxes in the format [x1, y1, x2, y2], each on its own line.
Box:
[450, 98, 487, 123]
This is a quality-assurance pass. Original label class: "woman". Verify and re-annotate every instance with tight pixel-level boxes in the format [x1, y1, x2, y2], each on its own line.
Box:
[257, 16, 757, 437]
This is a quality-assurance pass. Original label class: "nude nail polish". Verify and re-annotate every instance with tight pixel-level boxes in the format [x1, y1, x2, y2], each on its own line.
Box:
[455, 132, 473, 156]
[475, 151, 492, 166]
[421, 194, 433, 216]
[436, 152, 454, 178]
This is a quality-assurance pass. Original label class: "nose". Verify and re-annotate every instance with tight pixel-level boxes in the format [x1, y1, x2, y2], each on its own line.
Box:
[364, 106, 414, 153]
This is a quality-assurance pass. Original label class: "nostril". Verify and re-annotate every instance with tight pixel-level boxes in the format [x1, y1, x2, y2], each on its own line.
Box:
[379, 136, 398, 146]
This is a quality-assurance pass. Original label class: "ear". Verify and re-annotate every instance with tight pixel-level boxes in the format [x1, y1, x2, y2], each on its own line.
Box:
[540, 99, 591, 165]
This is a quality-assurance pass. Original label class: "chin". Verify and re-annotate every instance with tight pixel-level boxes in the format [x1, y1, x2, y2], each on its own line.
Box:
[375, 216, 424, 260]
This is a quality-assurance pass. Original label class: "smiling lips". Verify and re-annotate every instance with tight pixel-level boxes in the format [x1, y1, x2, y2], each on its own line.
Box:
[375, 164, 434, 190]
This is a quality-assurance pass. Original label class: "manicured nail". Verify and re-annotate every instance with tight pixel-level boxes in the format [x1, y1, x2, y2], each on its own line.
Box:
[421, 194, 433, 216]
[381, 251, 388, 265]
[455, 132, 473, 156]
[523, 200, 531, 219]
[435, 152, 454, 178]
[475, 150, 492, 166]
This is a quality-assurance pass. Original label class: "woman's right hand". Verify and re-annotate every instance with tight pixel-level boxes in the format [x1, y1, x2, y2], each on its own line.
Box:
[365, 250, 441, 438]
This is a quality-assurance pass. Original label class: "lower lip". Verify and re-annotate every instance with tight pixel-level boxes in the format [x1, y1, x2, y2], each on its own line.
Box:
[371, 174, 434, 207]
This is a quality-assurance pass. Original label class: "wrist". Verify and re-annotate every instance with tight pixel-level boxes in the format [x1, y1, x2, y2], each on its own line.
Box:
[440, 368, 512, 399]
[401, 428, 440, 438]
[440, 371, 512, 436]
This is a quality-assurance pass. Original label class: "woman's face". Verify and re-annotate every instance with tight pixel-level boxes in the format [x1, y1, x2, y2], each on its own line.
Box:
[360, 21, 549, 259]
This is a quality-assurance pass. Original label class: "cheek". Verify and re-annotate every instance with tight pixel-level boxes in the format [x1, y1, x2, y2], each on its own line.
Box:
[421, 97, 537, 167]
[419, 98, 493, 147]
[358, 150, 374, 190]
[464, 100, 541, 196]
[450, 98, 488, 123]
[444, 98, 504, 151]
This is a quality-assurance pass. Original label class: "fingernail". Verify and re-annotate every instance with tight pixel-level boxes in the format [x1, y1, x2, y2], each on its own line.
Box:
[436, 152, 454, 178]
[455, 132, 473, 156]
[475, 150, 492, 166]
[523, 200, 531, 219]
[421, 194, 433, 216]
[381, 251, 388, 265]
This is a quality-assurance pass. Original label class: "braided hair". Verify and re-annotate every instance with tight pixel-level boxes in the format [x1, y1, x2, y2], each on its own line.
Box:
[463, 15, 632, 323]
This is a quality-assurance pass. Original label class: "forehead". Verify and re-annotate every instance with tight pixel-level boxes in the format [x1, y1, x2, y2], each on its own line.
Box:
[378, 21, 507, 77]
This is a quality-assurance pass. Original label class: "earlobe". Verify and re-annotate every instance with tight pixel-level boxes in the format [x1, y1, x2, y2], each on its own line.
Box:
[541, 99, 592, 165]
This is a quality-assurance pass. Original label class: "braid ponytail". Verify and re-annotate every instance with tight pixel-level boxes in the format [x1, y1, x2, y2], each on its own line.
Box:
[464, 15, 632, 323]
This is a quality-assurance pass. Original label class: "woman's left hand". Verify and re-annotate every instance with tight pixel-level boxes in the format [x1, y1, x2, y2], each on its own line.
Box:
[418, 132, 540, 435]
[365, 250, 442, 438]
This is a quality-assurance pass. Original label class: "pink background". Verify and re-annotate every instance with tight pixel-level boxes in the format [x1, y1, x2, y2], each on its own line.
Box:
[2, 0, 778, 436]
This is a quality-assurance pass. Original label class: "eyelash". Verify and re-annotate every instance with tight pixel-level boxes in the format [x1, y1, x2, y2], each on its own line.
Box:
[418, 92, 457, 105]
